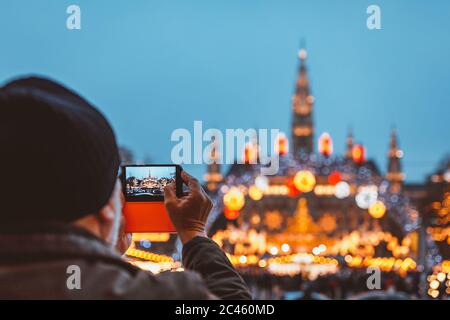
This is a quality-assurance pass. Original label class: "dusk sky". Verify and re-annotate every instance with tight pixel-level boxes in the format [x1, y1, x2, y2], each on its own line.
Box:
[1, 0, 449, 182]
[126, 166, 175, 180]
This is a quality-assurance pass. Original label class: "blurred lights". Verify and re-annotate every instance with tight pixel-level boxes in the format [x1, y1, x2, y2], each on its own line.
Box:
[444, 170, 450, 183]
[275, 132, 289, 156]
[243, 142, 258, 164]
[223, 187, 245, 211]
[224, 208, 240, 220]
[293, 170, 316, 193]
[281, 243, 290, 253]
[356, 185, 378, 209]
[334, 181, 351, 199]
[318, 132, 333, 156]
[352, 144, 366, 164]
[248, 185, 263, 201]
[368, 201, 387, 219]
[328, 171, 341, 185]
[255, 175, 269, 191]
[269, 246, 279, 255]
[314, 185, 335, 196]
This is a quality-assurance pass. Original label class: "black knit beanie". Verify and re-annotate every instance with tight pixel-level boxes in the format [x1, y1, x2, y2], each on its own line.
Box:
[0, 76, 120, 222]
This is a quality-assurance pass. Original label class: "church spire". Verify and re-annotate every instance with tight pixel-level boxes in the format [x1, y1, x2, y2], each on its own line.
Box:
[204, 136, 223, 192]
[291, 44, 314, 155]
[345, 128, 354, 159]
[386, 128, 404, 193]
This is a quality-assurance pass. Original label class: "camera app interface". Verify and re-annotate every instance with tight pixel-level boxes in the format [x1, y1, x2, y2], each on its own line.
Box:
[125, 166, 175, 199]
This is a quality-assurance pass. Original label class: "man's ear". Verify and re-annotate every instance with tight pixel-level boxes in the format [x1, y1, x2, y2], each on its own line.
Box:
[98, 179, 123, 223]
[98, 203, 116, 223]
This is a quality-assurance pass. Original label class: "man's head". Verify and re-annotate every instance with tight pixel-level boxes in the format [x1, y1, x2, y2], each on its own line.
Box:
[0, 76, 122, 245]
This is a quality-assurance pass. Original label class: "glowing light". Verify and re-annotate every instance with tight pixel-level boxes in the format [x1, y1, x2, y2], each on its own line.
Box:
[269, 246, 279, 255]
[437, 272, 446, 282]
[239, 255, 247, 264]
[314, 185, 335, 196]
[334, 181, 351, 199]
[275, 132, 289, 156]
[248, 185, 263, 201]
[318, 132, 333, 156]
[430, 289, 439, 298]
[223, 187, 245, 211]
[293, 170, 316, 193]
[255, 175, 269, 191]
[430, 280, 440, 290]
[444, 170, 450, 183]
[369, 201, 387, 219]
[224, 208, 240, 220]
[356, 185, 378, 209]
[299, 48, 307, 60]
[265, 185, 289, 196]
[352, 144, 366, 164]
[243, 142, 258, 164]
[250, 214, 261, 225]
[286, 178, 301, 197]
[328, 171, 341, 185]
[281, 243, 290, 253]
[258, 260, 267, 268]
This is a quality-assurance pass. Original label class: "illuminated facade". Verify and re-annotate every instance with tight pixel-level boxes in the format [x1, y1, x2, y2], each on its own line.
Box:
[205, 47, 423, 280]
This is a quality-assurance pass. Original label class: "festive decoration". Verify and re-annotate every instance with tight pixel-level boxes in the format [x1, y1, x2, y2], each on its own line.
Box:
[200, 47, 423, 290]
[328, 171, 341, 185]
[318, 214, 337, 233]
[352, 144, 366, 164]
[356, 185, 378, 209]
[314, 185, 335, 196]
[334, 181, 351, 199]
[286, 178, 302, 197]
[224, 208, 240, 220]
[264, 211, 283, 230]
[369, 200, 387, 219]
[243, 142, 258, 164]
[223, 187, 245, 211]
[318, 132, 333, 156]
[255, 175, 269, 191]
[248, 185, 263, 201]
[275, 132, 289, 156]
[293, 170, 316, 193]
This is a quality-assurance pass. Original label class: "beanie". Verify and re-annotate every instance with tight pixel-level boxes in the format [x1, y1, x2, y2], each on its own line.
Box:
[0, 76, 120, 222]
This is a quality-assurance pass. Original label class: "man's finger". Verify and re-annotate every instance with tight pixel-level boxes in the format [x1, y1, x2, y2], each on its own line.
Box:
[164, 183, 178, 206]
[181, 171, 200, 192]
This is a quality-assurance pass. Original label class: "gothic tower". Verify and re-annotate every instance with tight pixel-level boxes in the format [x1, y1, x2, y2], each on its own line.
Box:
[386, 128, 404, 193]
[345, 129, 354, 159]
[204, 136, 223, 192]
[291, 47, 314, 155]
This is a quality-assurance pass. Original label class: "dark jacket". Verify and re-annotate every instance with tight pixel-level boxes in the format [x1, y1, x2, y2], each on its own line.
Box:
[0, 225, 251, 300]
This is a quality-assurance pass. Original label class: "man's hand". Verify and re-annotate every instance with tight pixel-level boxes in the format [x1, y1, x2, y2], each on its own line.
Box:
[164, 171, 213, 244]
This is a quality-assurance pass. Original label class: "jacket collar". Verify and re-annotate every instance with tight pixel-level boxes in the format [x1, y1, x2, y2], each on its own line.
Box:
[0, 223, 127, 266]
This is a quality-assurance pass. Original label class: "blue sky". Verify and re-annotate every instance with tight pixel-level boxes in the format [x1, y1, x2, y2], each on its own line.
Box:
[126, 166, 175, 180]
[1, 0, 449, 182]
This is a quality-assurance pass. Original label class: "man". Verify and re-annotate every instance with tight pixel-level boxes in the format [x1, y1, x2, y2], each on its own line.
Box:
[0, 76, 251, 300]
